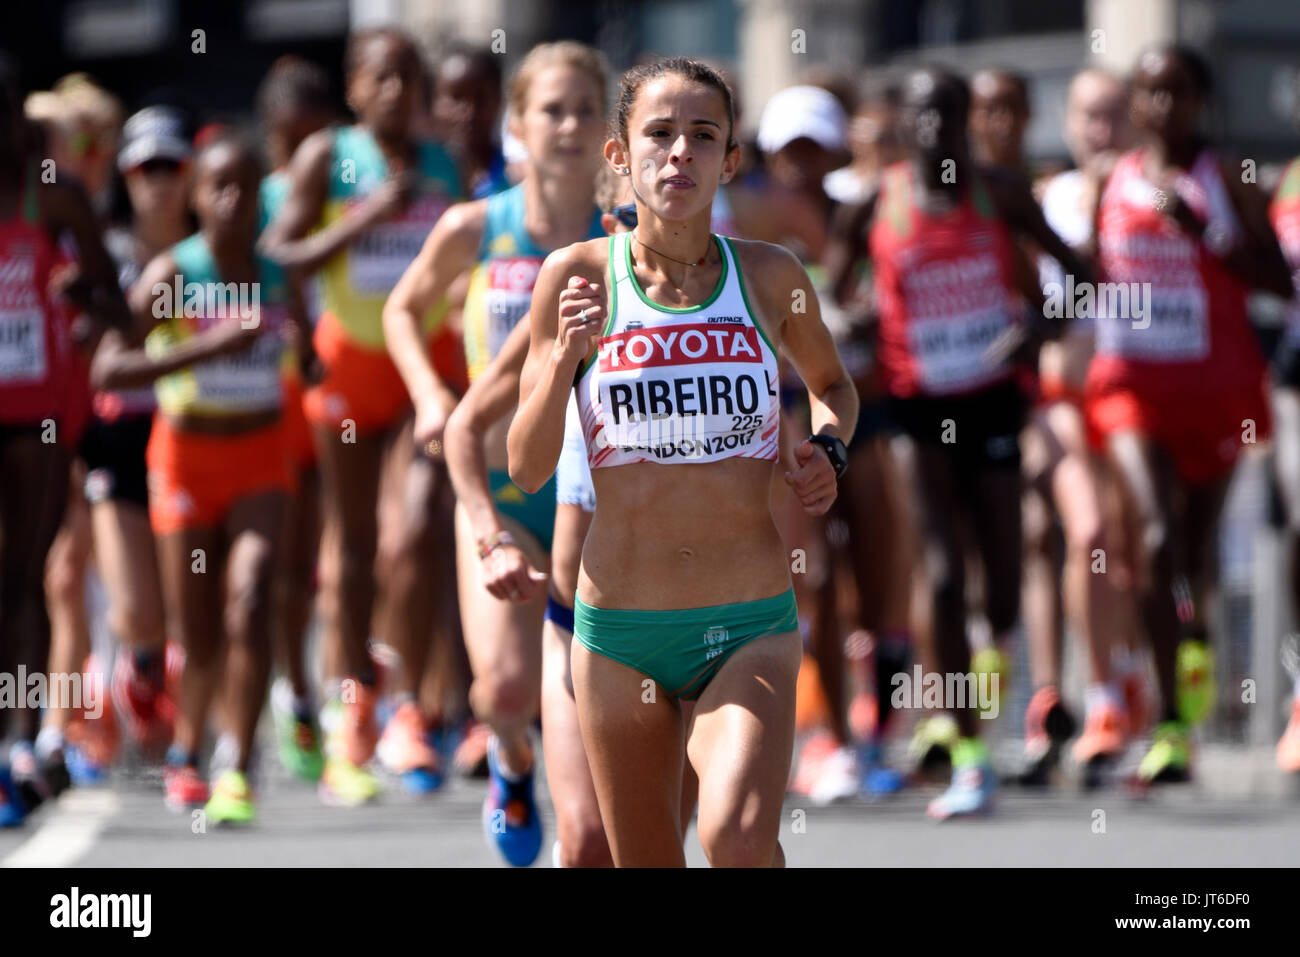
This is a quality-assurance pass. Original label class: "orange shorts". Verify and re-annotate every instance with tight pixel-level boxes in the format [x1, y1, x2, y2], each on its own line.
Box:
[304, 311, 414, 434]
[146, 414, 292, 535]
[1085, 383, 1269, 485]
[304, 310, 468, 436]
[281, 368, 316, 470]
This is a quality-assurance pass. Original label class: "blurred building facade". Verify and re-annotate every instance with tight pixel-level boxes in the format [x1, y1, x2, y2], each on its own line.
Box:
[6, 0, 1300, 164]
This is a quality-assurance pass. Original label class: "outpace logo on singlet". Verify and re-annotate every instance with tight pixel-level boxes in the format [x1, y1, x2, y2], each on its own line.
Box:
[596, 316, 767, 459]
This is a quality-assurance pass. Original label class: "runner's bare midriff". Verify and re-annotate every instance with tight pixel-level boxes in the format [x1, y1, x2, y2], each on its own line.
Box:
[579, 456, 790, 610]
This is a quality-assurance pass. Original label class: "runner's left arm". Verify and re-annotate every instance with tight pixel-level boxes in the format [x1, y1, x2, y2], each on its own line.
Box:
[746, 241, 858, 516]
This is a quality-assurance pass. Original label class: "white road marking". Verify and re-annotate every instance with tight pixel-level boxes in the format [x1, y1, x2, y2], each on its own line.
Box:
[2, 789, 120, 867]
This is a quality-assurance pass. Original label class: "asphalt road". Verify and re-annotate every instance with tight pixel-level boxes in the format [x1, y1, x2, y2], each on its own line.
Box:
[3, 755, 1297, 867]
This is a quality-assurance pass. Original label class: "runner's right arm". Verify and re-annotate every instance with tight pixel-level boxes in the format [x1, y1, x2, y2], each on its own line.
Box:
[258, 130, 407, 278]
[508, 244, 605, 494]
[89, 251, 261, 390]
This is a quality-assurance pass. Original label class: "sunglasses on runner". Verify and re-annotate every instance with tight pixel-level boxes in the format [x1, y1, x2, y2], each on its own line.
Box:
[612, 203, 637, 229]
[133, 157, 184, 177]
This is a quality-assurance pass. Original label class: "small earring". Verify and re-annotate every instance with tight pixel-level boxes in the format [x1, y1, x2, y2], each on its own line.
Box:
[619, 168, 630, 175]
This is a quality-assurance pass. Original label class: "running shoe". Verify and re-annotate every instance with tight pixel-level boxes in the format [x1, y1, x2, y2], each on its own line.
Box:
[64, 745, 109, 787]
[926, 738, 996, 820]
[9, 742, 52, 811]
[790, 728, 838, 796]
[970, 645, 1010, 717]
[163, 763, 209, 810]
[1018, 686, 1077, 787]
[271, 678, 324, 783]
[376, 701, 443, 794]
[907, 713, 960, 771]
[65, 653, 120, 769]
[319, 756, 380, 807]
[1136, 721, 1191, 784]
[1276, 698, 1300, 773]
[205, 770, 255, 825]
[1072, 700, 1127, 767]
[483, 735, 543, 867]
[453, 719, 491, 778]
[34, 727, 72, 797]
[0, 766, 26, 828]
[111, 646, 175, 755]
[1175, 639, 1215, 726]
[334, 681, 380, 767]
[810, 745, 861, 805]
[859, 739, 906, 795]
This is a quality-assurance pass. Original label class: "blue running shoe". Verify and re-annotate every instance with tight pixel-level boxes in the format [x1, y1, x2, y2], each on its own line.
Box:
[0, 765, 27, 828]
[482, 735, 542, 867]
[860, 740, 906, 795]
[65, 745, 109, 787]
[403, 766, 444, 794]
[926, 738, 996, 820]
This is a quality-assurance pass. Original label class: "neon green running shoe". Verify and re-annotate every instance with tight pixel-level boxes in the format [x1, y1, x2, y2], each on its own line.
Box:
[272, 678, 324, 782]
[1137, 721, 1190, 784]
[907, 713, 960, 769]
[319, 756, 380, 807]
[971, 645, 1010, 717]
[1176, 639, 1215, 726]
[205, 770, 255, 825]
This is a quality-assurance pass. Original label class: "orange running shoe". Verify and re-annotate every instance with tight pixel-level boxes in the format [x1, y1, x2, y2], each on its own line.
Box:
[377, 701, 439, 775]
[163, 764, 209, 810]
[1072, 701, 1127, 766]
[1277, 698, 1300, 773]
[337, 681, 380, 767]
[789, 728, 837, 796]
[66, 653, 120, 769]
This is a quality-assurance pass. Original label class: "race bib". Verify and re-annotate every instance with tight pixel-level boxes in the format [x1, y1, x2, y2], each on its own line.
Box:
[0, 307, 47, 384]
[594, 322, 774, 462]
[483, 256, 543, 359]
[191, 332, 284, 411]
[347, 196, 450, 294]
[907, 306, 1010, 394]
[1097, 285, 1208, 362]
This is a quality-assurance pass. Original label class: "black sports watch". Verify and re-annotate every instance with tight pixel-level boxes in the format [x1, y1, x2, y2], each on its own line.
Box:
[807, 433, 849, 479]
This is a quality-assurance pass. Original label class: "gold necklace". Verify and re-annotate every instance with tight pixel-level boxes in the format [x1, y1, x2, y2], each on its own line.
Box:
[633, 231, 712, 268]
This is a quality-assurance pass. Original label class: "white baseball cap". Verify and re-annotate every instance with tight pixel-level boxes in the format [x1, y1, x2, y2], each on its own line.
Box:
[118, 105, 192, 172]
[757, 85, 847, 155]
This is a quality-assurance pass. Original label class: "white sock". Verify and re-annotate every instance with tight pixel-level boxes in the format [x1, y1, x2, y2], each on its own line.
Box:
[34, 726, 64, 761]
[1085, 683, 1122, 714]
[488, 734, 529, 781]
